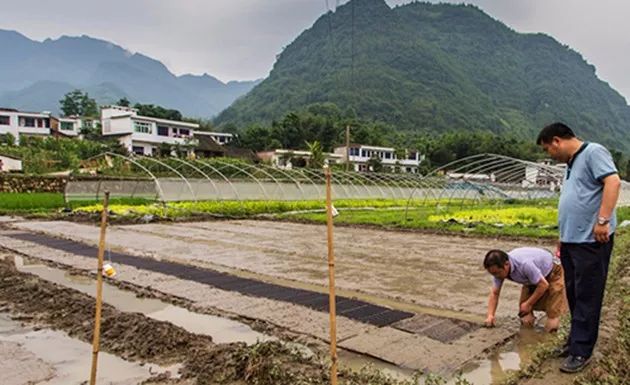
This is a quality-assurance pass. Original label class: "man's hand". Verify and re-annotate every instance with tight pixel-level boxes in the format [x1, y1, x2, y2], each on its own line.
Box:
[593, 223, 610, 243]
[484, 315, 496, 328]
[519, 301, 533, 315]
[520, 312, 535, 327]
[555, 240, 561, 258]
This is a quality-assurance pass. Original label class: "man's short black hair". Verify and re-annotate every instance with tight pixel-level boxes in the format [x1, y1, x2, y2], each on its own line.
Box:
[536, 122, 576, 145]
[484, 249, 509, 269]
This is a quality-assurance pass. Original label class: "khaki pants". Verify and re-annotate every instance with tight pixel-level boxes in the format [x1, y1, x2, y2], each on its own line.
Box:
[520, 263, 568, 319]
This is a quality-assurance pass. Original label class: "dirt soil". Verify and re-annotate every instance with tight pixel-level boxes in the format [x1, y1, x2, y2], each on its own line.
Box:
[0, 256, 410, 385]
[11, 219, 555, 318]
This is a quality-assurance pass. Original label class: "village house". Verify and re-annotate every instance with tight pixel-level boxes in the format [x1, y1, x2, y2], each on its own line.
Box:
[333, 144, 423, 173]
[100, 105, 199, 156]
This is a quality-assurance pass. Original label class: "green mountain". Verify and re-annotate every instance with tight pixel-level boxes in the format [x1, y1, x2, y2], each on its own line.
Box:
[0, 30, 260, 118]
[215, 0, 630, 152]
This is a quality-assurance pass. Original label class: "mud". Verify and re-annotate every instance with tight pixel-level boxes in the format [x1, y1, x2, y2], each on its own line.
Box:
[0, 339, 55, 385]
[0, 222, 524, 375]
[0, 259, 216, 366]
[9, 219, 555, 317]
[0, 313, 176, 385]
[0, 256, 409, 385]
[15, 257, 273, 346]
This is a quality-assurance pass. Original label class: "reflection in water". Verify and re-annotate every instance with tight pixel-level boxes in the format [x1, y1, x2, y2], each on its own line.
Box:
[335, 324, 549, 385]
[13, 256, 550, 385]
[450, 327, 549, 385]
[0, 313, 178, 385]
[13, 256, 272, 345]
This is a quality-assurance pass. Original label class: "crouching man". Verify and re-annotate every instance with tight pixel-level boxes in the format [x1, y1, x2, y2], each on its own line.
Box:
[483, 247, 567, 332]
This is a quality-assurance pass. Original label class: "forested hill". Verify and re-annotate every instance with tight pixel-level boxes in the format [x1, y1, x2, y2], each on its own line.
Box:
[215, 0, 630, 152]
[0, 30, 259, 118]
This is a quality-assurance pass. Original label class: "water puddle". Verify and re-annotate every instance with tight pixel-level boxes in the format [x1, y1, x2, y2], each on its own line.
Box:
[14, 256, 272, 345]
[335, 325, 548, 385]
[11, 256, 550, 384]
[0, 313, 178, 385]
[449, 327, 549, 385]
[338, 349, 415, 380]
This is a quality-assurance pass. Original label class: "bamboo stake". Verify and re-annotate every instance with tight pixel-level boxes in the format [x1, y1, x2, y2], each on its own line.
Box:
[324, 166, 338, 385]
[89, 191, 110, 385]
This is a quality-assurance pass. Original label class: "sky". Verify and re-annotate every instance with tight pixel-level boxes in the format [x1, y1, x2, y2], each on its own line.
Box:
[0, 0, 628, 103]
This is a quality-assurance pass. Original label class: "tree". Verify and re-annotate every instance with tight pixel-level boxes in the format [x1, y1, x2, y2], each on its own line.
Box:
[272, 113, 304, 149]
[305, 140, 325, 169]
[0, 133, 16, 146]
[194, 118, 216, 132]
[60, 90, 83, 116]
[157, 143, 173, 157]
[117, 97, 131, 107]
[429, 148, 456, 166]
[133, 103, 182, 121]
[367, 156, 383, 172]
[102, 139, 128, 156]
[80, 120, 102, 141]
[239, 125, 273, 152]
[611, 150, 625, 175]
[59, 89, 98, 117]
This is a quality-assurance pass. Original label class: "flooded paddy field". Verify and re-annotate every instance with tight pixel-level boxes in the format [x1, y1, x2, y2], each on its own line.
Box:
[7, 219, 555, 317]
[0, 218, 558, 384]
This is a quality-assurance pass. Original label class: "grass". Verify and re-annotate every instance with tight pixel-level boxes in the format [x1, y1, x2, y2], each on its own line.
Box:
[428, 206, 557, 226]
[573, 228, 630, 385]
[0, 193, 65, 213]
[281, 202, 630, 239]
[0, 192, 152, 213]
[70, 198, 487, 219]
[1, 192, 628, 240]
[281, 203, 561, 239]
[618, 205, 630, 223]
[0, 192, 66, 212]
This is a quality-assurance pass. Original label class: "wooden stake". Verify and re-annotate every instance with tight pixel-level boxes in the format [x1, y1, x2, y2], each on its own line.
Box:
[89, 191, 110, 385]
[324, 166, 338, 385]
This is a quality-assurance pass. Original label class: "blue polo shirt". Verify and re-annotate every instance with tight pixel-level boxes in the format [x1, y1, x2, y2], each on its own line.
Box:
[558, 142, 618, 243]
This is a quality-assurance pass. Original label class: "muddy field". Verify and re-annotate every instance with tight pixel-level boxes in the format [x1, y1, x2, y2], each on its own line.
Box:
[0, 256, 340, 385]
[10, 219, 554, 317]
[0, 217, 561, 383]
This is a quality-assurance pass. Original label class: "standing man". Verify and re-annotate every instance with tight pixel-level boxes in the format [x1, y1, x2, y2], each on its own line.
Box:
[537, 122, 621, 373]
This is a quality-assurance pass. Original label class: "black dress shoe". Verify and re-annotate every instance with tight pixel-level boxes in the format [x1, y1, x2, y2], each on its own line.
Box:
[552, 343, 570, 358]
[560, 355, 591, 373]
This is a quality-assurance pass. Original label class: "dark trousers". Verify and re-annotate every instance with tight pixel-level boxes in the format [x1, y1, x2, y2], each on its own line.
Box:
[560, 234, 614, 358]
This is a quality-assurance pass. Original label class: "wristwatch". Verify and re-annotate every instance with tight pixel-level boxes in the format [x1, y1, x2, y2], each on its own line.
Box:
[597, 216, 610, 225]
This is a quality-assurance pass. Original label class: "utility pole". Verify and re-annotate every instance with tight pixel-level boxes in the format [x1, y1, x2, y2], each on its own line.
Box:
[345, 125, 350, 172]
